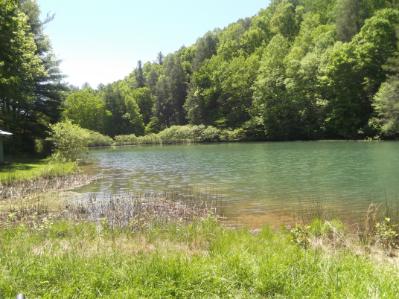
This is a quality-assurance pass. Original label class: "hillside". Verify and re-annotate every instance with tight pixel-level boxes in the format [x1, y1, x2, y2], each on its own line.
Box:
[69, 0, 399, 141]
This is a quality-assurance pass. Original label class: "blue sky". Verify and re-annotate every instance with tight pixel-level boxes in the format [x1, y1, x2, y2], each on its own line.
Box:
[38, 0, 268, 88]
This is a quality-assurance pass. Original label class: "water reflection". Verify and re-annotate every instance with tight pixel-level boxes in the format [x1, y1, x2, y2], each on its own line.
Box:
[74, 142, 399, 226]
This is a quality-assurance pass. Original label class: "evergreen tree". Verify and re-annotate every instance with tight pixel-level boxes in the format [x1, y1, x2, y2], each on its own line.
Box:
[134, 60, 145, 88]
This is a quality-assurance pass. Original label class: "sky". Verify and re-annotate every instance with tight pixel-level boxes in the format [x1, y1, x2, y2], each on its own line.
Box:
[38, 0, 268, 88]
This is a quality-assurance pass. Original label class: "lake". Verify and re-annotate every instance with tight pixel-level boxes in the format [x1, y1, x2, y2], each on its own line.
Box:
[74, 141, 399, 227]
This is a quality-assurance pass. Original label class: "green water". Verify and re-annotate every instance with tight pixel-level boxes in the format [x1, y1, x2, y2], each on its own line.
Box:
[75, 141, 399, 226]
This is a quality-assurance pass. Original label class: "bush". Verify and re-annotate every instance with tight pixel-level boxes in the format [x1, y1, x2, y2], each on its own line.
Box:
[220, 128, 245, 142]
[115, 125, 246, 145]
[86, 131, 113, 147]
[49, 121, 113, 161]
[200, 126, 221, 142]
[49, 121, 90, 162]
[375, 217, 399, 253]
[158, 125, 197, 144]
[114, 134, 138, 146]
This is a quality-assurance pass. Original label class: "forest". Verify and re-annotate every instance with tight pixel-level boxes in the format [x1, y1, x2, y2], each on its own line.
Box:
[2, 0, 399, 154]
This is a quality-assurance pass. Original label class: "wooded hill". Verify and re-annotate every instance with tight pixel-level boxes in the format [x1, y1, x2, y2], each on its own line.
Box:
[2, 0, 399, 154]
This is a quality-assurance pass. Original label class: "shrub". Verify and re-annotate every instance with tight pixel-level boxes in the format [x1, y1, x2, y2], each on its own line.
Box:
[158, 125, 196, 144]
[220, 128, 245, 142]
[140, 133, 161, 144]
[375, 217, 399, 253]
[49, 121, 90, 162]
[290, 225, 311, 248]
[114, 134, 138, 146]
[115, 125, 246, 145]
[86, 131, 113, 147]
[200, 126, 220, 142]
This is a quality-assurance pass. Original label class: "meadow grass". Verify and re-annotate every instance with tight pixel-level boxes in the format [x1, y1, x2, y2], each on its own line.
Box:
[0, 219, 398, 298]
[0, 159, 77, 184]
[114, 125, 245, 146]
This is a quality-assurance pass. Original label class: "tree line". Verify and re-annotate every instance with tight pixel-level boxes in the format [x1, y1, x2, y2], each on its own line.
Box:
[64, 0, 399, 141]
[0, 0, 65, 153]
[2, 0, 399, 156]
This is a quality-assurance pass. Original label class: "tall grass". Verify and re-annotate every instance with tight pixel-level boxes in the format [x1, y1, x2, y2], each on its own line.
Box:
[86, 130, 113, 147]
[114, 125, 246, 146]
[0, 219, 398, 298]
[0, 160, 77, 185]
[1, 190, 398, 297]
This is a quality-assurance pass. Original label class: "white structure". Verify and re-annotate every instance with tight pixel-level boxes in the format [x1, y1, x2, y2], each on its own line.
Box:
[0, 129, 12, 163]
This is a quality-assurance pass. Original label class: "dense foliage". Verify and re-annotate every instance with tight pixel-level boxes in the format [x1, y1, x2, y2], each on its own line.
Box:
[0, 0, 65, 153]
[60, 0, 399, 141]
[49, 121, 112, 161]
[3, 0, 399, 153]
[114, 125, 245, 145]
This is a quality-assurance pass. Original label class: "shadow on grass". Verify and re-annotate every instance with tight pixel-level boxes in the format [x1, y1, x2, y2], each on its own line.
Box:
[0, 157, 42, 173]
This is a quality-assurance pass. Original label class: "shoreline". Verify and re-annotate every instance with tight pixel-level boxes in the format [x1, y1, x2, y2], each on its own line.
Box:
[0, 173, 96, 201]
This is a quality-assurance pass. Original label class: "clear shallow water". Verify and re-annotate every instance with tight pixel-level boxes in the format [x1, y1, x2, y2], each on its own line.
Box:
[74, 142, 399, 227]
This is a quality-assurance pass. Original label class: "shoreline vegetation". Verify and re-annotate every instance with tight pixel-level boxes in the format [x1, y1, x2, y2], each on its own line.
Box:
[0, 191, 398, 297]
[49, 121, 392, 151]
[1, 144, 399, 296]
[0, 159, 95, 200]
[58, 122, 248, 148]
[0, 160, 78, 184]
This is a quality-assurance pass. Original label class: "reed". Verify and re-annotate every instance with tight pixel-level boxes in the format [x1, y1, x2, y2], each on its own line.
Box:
[66, 192, 219, 231]
[0, 173, 95, 200]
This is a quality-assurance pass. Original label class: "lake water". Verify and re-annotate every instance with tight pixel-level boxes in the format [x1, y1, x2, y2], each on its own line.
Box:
[74, 142, 399, 227]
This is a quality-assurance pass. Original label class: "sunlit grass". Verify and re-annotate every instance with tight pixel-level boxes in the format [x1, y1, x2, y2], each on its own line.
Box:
[0, 160, 77, 184]
[0, 219, 398, 298]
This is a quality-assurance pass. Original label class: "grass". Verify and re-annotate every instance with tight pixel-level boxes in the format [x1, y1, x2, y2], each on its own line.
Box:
[0, 158, 398, 298]
[0, 159, 77, 184]
[114, 125, 246, 146]
[0, 219, 398, 298]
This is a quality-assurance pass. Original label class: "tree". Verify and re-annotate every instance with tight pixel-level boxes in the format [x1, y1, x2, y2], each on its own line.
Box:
[134, 60, 145, 88]
[157, 52, 164, 65]
[371, 80, 399, 137]
[131, 87, 154, 125]
[321, 9, 399, 138]
[63, 88, 110, 133]
[153, 55, 188, 127]
[20, 0, 66, 139]
[0, 0, 46, 151]
[217, 19, 251, 60]
[270, 0, 300, 39]
[370, 28, 399, 137]
[336, 0, 361, 41]
[185, 56, 223, 126]
[217, 54, 259, 128]
[252, 34, 303, 140]
[102, 82, 144, 136]
[193, 32, 218, 70]
[283, 14, 336, 138]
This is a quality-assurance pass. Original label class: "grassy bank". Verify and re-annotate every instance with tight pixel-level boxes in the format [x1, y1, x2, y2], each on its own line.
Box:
[0, 159, 93, 201]
[0, 159, 77, 185]
[49, 122, 246, 149]
[0, 192, 398, 298]
[72, 124, 246, 147]
[0, 218, 398, 298]
[114, 125, 246, 146]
